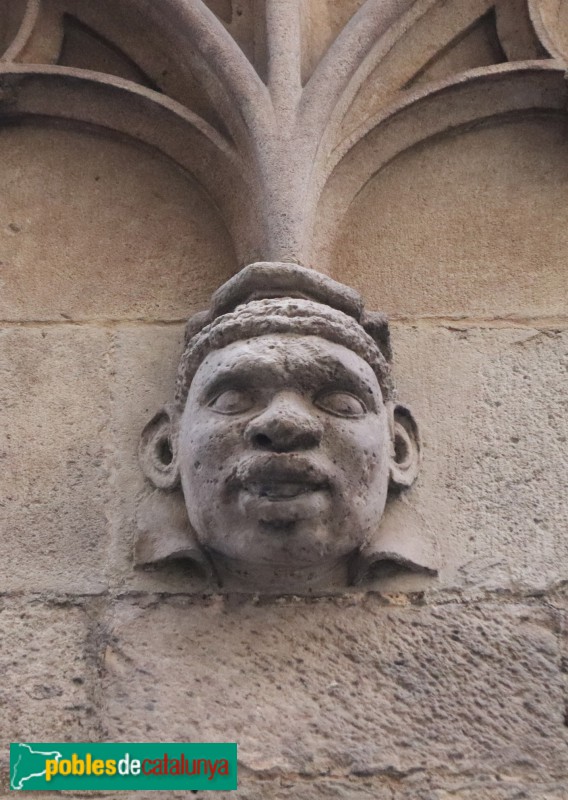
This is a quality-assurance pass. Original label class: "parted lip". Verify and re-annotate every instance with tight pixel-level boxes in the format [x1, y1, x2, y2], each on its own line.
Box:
[244, 481, 324, 500]
[227, 454, 331, 492]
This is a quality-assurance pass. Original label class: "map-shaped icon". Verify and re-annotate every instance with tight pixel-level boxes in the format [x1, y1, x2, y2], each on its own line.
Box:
[10, 743, 63, 791]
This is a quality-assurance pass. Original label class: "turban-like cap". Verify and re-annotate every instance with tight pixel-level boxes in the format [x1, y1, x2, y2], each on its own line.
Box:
[175, 262, 394, 407]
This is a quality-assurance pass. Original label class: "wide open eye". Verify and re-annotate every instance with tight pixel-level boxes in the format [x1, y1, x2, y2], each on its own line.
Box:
[209, 389, 256, 415]
[315, 391, 366, 418]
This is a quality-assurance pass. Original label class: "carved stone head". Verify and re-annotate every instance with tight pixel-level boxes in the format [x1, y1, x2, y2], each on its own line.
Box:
[139, 263, 434, 592]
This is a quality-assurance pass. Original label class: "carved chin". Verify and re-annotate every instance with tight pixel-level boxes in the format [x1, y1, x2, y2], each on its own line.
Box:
[190, 507, 373, 569]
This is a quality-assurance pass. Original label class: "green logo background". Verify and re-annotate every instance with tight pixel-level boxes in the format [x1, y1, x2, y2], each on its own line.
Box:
[10, 742, 237, 791]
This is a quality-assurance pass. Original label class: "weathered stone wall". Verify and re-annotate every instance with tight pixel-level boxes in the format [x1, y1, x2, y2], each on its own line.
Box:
[1, 1, 567, 798]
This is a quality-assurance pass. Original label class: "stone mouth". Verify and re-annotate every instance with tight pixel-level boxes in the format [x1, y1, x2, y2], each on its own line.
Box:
[230, 454, 331, 491]
[245, 481, 326, 501]
[232, 457, 331, 524]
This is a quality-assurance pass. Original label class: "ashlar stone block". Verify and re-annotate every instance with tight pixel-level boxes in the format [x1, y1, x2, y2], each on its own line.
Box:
[102, 597, 567, 783]
[0, 599, 99, 793]
[384, 325, 568, 594]
[0, 326, 110, 592]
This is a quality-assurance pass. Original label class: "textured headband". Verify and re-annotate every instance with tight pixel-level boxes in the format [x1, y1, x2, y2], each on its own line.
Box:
[175, 297, 394, 407]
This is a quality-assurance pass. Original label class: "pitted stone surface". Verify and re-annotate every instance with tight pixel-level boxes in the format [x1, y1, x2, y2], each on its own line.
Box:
[390, 769, 568, 799]
[12, 778, 567, 800]
[0, 326, 110, 592]
[391, 784, 568, 800]
[102, 597, 567, 781]
[388, 326, 568, 593]
[127, 778, 395, 799]
[134, 778, 568, 799]
[0, 600, 98, 785]
[212, 780, 568, 800]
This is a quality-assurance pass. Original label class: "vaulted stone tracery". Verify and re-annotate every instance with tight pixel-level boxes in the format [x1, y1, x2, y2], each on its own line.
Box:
[2, 0, 566, 592]
[1, 0, 566, 266]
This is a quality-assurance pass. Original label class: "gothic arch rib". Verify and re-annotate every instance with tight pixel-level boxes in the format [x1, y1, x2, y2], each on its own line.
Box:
[0, 64, 266, 263]
[1, 0, 566, 266]
[312, 61, 568, 264]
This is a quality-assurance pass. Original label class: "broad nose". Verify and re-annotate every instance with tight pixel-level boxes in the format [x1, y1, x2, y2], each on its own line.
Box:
[244, 392, 323, 452]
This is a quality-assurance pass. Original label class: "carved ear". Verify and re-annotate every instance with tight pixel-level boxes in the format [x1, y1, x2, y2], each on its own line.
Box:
[139, 404, 180, 490]
[388, 403, 420, 489]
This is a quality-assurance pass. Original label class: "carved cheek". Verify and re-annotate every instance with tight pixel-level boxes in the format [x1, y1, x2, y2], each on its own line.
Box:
[182, 413, 247, 476]
[348, 417, 389, 490]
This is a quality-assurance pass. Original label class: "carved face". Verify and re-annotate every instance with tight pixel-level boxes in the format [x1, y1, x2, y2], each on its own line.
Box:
[177, 334, 393, 567]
